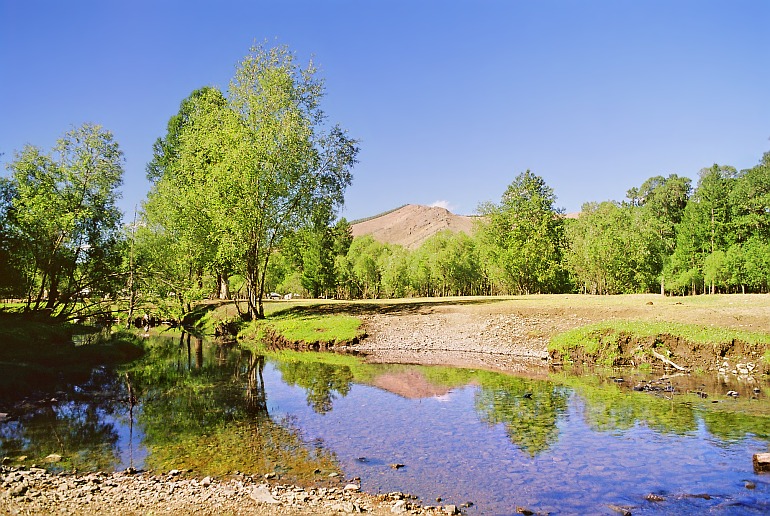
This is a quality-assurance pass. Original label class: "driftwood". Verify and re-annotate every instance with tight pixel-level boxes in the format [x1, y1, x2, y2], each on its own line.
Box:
[650, 350, 688, 371]
[753, 452, 770, 473]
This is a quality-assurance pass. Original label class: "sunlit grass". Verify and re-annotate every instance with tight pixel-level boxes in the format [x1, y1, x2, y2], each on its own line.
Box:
[549, 320, 770, 352]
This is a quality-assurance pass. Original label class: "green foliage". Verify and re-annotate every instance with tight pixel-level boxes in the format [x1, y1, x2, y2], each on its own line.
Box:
[477, 170, 568, 295]
[566, 201, 663, 294]
[3, 123, 126, 318]
[139, 44, 358, 320]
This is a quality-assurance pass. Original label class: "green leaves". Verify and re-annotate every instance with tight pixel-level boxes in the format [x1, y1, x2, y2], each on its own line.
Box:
[4, 123, 125, 316]
[477, 170, 567, 295]
[140, 44, 358, 318]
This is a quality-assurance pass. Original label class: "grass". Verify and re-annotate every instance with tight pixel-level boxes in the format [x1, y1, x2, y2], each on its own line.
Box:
[549, 320, 770, 353]
[190, 300, 366, 347]
[241, 309, 364, 347]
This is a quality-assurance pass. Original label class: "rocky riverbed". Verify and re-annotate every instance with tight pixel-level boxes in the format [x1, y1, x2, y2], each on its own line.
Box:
[0, 466, 463, 515]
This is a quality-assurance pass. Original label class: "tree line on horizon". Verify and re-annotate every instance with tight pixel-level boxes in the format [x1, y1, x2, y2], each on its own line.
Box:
[268, 157, 770, 301]
[1, 43, 769, 321]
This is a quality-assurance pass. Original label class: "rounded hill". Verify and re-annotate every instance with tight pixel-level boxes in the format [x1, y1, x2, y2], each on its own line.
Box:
[350, 204, 476, 249]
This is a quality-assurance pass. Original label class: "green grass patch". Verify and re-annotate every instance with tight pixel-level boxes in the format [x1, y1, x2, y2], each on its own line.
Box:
[233, 303, 365, 347]
[549, 320, 770, 354]
[262, 313, 362, 343]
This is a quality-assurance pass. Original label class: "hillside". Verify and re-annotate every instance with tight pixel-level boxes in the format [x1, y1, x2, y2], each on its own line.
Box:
[350, 204, 476, 249]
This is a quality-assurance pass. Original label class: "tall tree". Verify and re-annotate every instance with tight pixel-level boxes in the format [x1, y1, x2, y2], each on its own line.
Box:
[143, 45, 358, 319]
[225, 45, 358, 317]
[140, 87, 233, 314]
[4, 123, 125, 317]
[666, 164, 736, 294]
[477, 170, 567, 295]
[729, 152, 770, 243]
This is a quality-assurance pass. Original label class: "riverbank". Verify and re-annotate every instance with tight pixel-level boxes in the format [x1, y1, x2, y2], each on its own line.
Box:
[349, 294, 770, 373]
[0, 466, 460, 515]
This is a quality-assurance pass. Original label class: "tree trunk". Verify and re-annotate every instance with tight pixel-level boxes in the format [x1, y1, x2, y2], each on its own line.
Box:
[217, 272, 230, 300]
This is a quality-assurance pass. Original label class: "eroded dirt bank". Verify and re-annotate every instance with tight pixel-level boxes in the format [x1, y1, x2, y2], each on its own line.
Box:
[351, 294, 770, 372]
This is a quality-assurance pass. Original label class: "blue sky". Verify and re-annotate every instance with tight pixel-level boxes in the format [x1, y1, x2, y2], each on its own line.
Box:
[1, 1, 768, 221]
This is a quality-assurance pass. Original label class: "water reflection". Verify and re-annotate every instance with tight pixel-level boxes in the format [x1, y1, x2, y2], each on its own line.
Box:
[276, 359, 353, 414]
[0, 366, 127, 471]
[1, 334, 769, 514]
[474, 377, 569, 456]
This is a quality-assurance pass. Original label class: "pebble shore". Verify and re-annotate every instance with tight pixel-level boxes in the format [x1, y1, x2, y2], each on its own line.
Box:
[1, 466, 460, 515]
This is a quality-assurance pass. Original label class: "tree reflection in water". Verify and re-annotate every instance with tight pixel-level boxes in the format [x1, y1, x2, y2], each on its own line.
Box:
[276, 359, 353, 414]
[0, 366, 125, 471]
[474, 376, 569, 456]
[128, 333, 338, 479]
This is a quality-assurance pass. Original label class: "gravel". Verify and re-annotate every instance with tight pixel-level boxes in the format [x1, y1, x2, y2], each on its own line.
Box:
[0, 466, 458, 515]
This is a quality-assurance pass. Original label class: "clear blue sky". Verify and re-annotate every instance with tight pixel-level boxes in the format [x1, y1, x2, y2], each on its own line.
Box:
[2, 1, 768, 221]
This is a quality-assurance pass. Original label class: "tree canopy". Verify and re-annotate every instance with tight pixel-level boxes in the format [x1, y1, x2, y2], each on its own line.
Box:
[139, 44, 359, 319]
[3, 123, 125, 318]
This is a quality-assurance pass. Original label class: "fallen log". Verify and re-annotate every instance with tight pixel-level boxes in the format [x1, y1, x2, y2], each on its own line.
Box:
[650, 350, 688, 371]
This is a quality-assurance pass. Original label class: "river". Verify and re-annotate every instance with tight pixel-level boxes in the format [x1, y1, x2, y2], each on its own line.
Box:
[1, 333, 769, 514]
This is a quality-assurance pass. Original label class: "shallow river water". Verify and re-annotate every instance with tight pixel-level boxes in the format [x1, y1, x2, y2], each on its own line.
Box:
[2, 334, 769, 514]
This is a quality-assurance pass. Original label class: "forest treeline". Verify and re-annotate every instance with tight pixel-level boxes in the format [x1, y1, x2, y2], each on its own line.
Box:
[266, 158, 770, 301]
[1, 43, 769, 321]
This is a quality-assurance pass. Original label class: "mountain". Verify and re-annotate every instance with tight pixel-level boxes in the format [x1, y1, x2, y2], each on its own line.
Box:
[350, 204, 476, 249]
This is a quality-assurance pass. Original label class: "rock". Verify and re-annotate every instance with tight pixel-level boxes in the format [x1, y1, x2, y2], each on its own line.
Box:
[328, 472, 339, 477]
[264, 472, 277, 480]
[753, 452, 770, 473]
[344, 483, 361, 492]
[516, 508, 534, 515]
[608, 504, 632, 516]
[168, 469, 181, 476]
[745, 481, 756, 489]
[10, 484, 28, 497]
[201, 476, 212, 486]
[44, 454, 62, 463]
[443, 504, 458, 515]
[2, 456, 10, 465]
[391, 500, 408, 513]
[249, 485, 280, 504]
[726, 390, 739, 397]
[334, 501, 357, 513]
[645, 493, 666, 502]
[390, 463, 405, 469]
